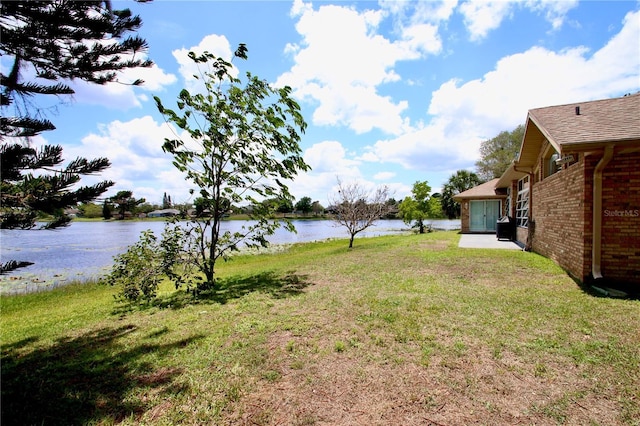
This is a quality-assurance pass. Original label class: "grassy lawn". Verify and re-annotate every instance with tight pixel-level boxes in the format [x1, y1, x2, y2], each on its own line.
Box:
[2, 231, 639, 425]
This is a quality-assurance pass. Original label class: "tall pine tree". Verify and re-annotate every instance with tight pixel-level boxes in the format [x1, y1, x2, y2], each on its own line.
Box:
[0, 1, 152, 273]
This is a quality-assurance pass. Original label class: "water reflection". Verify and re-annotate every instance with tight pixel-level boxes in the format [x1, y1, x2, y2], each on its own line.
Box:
[1, 219, 459, 293]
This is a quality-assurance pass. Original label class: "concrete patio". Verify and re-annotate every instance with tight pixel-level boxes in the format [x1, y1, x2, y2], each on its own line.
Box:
[458, 234, 523, 250]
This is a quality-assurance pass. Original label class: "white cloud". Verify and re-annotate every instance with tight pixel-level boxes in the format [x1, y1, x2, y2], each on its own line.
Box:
[69, 64, 178, 110]
[286, 140, 363, 205]
[290, 0, 313, 17]
[303, 140, 361, 174]
[171, 34, 235, 93]
[459, 1, 514, 41]
[67, 116, 193, 203]
[277, 1, 440, 135]
[526, 0, 579, 30]
[373, 171, 396, 180]
[70, 79, 140, 109]
[291, 138, 426, 203]
[401, 23, 442, 56]
[308, 84, 411, 134]
[121, 63, 178, 92]
[366, 9, 640, 172]
[379, 0, 458, 24]
[365, 117, 481, 173]
[412, 0, 459, 24]
[69, 38, 176, 108]
[587, 9, 640, 95]
[430, 11, 640, 124]
[458, 0, 579, 41]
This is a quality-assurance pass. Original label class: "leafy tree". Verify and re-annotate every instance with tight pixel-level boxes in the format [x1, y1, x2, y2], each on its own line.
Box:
[102, 200, 112, 220]
[295, 196, 313, 216]
[109, 190, 145, 219]
[78, 202, 103, 218]
[261, 197, 293, 214]
[194, 196, 229, 217]
[276, 197, 294, 214]
[428, 193, 445, 219]
[0, 0, 151, 273]
[384, 197, 400, 219]
[153, 45, 310, 291]
[136, 202, 159, 215]
[311, 200, 324, 216]
[441, 170, 483, 219]
[330, 179, 391, 248]
[475, 125, 524, 180]
[398, 181, 433, 234]
[193, 197, 209, 217]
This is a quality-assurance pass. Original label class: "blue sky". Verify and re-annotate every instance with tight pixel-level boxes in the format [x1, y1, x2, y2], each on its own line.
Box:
[19, 0, 640, 206]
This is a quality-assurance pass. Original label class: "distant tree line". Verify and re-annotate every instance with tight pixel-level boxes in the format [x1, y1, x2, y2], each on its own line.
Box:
[439, 125, 523, 219]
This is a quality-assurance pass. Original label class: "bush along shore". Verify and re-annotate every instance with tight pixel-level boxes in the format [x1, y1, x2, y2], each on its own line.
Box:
[2, 231, 639, 425]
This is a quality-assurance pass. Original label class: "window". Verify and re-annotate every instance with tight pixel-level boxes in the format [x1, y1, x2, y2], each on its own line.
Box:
[543, 145, 561, 178]
[546, 152, 560, 177]
[504, 186, 511, 218]
[516, 176, 529, 227]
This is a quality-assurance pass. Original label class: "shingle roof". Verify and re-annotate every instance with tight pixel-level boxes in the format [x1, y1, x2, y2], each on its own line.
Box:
[517, 93, 640, 168]
[496, 164, 527, 188]
[453, 178, 504, 200]
[528, 92, 640, 148]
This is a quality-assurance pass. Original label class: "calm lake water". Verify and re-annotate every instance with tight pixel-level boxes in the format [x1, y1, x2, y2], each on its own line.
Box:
[0, 219, 459, 294]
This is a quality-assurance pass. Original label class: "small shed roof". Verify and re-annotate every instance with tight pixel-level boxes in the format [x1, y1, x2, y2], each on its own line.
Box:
[453, 178, 505, 200]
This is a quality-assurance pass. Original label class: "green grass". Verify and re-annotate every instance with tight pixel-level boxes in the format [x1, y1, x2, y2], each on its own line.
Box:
[2, 231, 639, 425]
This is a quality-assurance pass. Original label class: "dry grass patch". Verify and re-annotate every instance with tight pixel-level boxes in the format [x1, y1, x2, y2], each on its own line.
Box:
[2, 232, 639, 425]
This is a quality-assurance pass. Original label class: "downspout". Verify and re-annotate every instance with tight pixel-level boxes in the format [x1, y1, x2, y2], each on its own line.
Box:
[592, 145, 614, 280]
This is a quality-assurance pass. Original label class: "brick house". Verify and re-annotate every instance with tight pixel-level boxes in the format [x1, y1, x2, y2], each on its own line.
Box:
[452, 178, 506, 233]
[456, 93, 640, 285]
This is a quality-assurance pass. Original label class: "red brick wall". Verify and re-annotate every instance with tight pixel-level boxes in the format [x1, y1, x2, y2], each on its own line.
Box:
[530, 156, 587, 280]
[527, 151, 640, 284]
[460, 200, 470, 233]
[600, 151, 640, 283]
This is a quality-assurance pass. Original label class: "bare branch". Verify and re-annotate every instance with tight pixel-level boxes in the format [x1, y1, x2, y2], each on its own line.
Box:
[329, 178, 391, 248]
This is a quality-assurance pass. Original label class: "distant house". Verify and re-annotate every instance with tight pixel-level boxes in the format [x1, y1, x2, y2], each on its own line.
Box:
[147, 208, 180, 218]
[64, 208, 80, 218]
[456, 93, 640, 285]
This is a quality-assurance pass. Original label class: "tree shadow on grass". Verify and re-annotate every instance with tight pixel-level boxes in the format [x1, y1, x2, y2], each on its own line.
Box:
[204, 271, 312, 304]
[1, 324, 203, 425]
[146, 271, 313, 311]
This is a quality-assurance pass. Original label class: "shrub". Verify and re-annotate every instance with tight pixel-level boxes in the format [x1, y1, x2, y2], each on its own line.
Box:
[106, 223, 191, 299]
[105, 230, 162, 302]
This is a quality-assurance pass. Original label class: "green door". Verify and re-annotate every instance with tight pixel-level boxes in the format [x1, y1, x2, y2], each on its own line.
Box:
[470, 200, 501, 232]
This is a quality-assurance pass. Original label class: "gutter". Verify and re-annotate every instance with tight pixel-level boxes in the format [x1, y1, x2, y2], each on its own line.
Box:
[592, 145, 614, 280]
